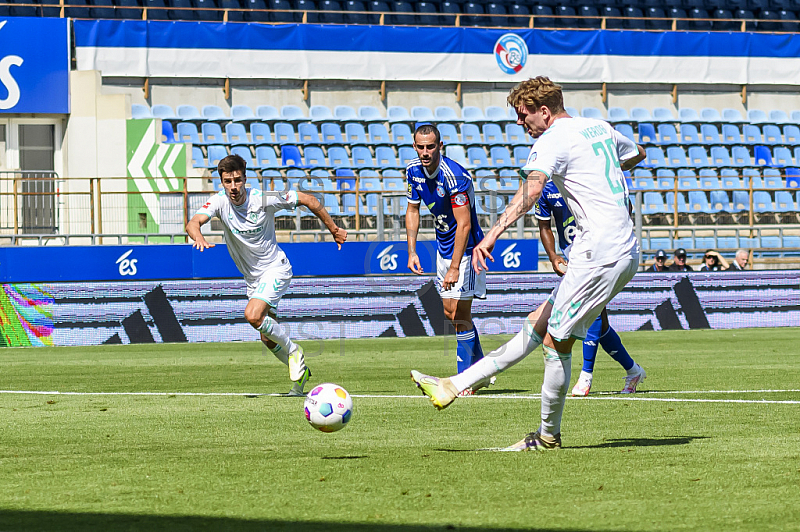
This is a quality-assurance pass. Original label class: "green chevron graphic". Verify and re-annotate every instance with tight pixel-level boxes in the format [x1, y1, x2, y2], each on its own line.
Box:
[126, 119, 187, 240]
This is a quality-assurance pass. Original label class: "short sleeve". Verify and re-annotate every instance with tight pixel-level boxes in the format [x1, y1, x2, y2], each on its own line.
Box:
[521, 132, 567, 178]
[195, 193, 220, 219]
[533, 195, 551, 221]
[611, 127, 639, 163]
[264, 189, 299, 211]
[406, 170, 421, 204]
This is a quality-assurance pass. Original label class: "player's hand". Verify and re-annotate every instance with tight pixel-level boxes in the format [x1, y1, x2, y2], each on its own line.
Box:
[192, 236, 214, 251]
[332, 226, 347, 250]
[408, 254, 424, 275]
[472, 239, 496, 273]
[442, 266, 459, 291]
[551, 256, 568, 277]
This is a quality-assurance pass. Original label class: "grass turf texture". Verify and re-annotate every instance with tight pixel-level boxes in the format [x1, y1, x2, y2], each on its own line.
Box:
[1, 328, 799, 532]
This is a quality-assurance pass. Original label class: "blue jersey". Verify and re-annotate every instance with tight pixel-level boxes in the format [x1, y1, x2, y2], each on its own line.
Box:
[534, 180, 577, 253]
[406, 155, 484, 259]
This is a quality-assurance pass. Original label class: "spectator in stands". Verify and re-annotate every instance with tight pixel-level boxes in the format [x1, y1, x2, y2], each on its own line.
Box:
[668, 248, 693, 272]
[726, 249, 749, 271]
[187, 154, 347, 396]
[646, 249, 669, 272]
[699, 250, 729, 272]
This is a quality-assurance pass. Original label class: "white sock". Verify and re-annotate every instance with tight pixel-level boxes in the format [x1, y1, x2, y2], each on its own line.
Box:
[540, 345, 572, 438]
[450, 320, 543, 393]
[626, 363, 641, 376]
[258, 315, 297, 354]
[268, 343, 289, 365]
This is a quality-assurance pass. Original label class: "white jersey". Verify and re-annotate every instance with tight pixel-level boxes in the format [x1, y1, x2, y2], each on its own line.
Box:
[196, 188, 299, 283]
[523, 116, 639, 267]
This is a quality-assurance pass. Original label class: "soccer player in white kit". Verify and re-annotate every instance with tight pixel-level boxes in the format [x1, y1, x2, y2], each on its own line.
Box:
[411, 76, 646, 450]
[187, 154, 348, 396]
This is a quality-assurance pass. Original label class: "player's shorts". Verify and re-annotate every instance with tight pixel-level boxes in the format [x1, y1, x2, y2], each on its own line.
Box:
[435, 252, 486, 300]
[245, 258, 293, 309]
[546, 252, 639, 342]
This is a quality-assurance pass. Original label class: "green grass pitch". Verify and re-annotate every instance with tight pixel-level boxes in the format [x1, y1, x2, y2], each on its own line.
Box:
[1, 328, 799, 531]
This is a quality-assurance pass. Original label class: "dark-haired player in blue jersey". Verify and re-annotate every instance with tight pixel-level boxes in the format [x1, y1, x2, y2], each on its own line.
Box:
[534, 180, 646, 396]
[405, 124, 490, 395]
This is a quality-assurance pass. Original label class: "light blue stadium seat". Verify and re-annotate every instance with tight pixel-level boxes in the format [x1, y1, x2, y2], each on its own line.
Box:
[615, 124, 635, 143]
[351, 146, 375, 169]
[434, 106, 459, 122]
[345, 123, 368, 145]
[774, 191, 796, 212]
[512, 146, 529, 167]
[687, 146, 710, 167]
[763, 169, 783, 188]
[411, 106, 435, 122]
[462, 106, 486, 123]
[607, 107, 630, 122]
[461, 124, 482, 146]
[630, 107, 652, 122]
[231, 105, 256, 122]
[722, 108, 747, 123]
[652, 107, 676, 122]
[358, 106, 384, 122]
[225, 123, 249, 146]
[729, 190, 749, 212]
[368, 123, 391, 145]
[762, 125, 783, 145]
[760, 236, 781, 257]
[505, 124, 528, 145]
[731, 146, 752, 167]
[201, 122, 225, 144]
[742, 124, 762, 144]
[131, 104, 152, 119]
[191, 146, 205, 167]
[439, 123, 459, 145]
[710, 146, 733, 167]
[467, 147, 490, 169]
[678, 174, 699, 189]
[303, 146, 328, 169]
[257, 105, 280, 121]
[699, 173, 720, 190]
[250, 123, 272, 145]
[177, 122, 202, 144]
[231, 146, 254, 168]
[322, 194, 342, 217]
[255, 146, 279, 169]
[753, 191, 774, 213]
[657, 123, 679, 145]
[721, 124, 742, 144]
[784, 125, 800, 146]
[280, 105, 307, 122]
[375, 146, 400, 169]
[309, 105, 334, 123]
[642, 192, 667, 214]
[700, 107, 722, 122]
[638, 123, 657, 144]
[678, 107, 700, 122]
[152, 104, 178, 120]
[565, 106, 580, 117]
[202, 105, 228, 122]
[656, 169, 676, 189]
[773, 147, 794, 167]
[334, 105, 358, 122]
[328, 146, 351, 168]
[341, 193, 358, 217]
[273, 123, 297, 145]
[769, 110, 792, 125]
[679, 124, 701, 144]
[581, 107, 605, 120]
[700, 124, 722, 145]
[709, 190, 730, 211]
[665, 191, 689, 213]
[445, 145, 469, 168]
[687, 191, 715, 213]
[391, 123, 413, 145]
[644, 147, 667, 168]
[482, 123, 504, 145]
[387, 106, 411, 123]
[747, 109, 769, 124]
[666, 146, 689, 167]
[177, 105, 202, 121]
[358, 176, 382, 191]
[321, 123, 345, 145]
[784, 236, 800, 254]
[632, 169, 656, 190]
[398, 146, 417, 167]
[490, 146, 514, 169]
[720, 170, 743, 189]
[716, 236, 738, 249]
[743, 168, 762, 189]
[297, 123, 322, 145]
[485, 106, 510, 123]
[206, 145, 228, 168]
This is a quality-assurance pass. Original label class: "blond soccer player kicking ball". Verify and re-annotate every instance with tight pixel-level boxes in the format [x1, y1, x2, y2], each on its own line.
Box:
[187, 154, 347, 396]
[411, 76, 646, 450]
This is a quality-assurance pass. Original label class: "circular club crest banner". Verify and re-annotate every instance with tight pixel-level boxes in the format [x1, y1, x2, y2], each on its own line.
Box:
[494, 33, 528, 75]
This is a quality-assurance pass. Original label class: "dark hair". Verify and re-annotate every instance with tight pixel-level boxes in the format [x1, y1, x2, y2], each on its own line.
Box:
[704, 250, 719, 266]
[413, 123, 441, 144]
[218, 154, 247, 176]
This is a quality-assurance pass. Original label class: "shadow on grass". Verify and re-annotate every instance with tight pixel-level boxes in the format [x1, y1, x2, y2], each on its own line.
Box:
[570, 436, 709, 449]
[476, 388, 530, 395]
[0, 510, 619, 532]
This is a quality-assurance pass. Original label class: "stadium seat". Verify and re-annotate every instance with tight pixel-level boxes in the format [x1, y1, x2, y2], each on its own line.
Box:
[775, 191, 796, 212]
[722, 124, 743, 144]
[513, 146, 529, 167]
[720, 170, 744, 189]
[391, 123, 413, 145]
[321, 123, 345, 145]
[508, 3, 530, 27]
[710, 147, 733, 168]
[787, 168, 800, 188]
[167, 0, 194, 20]
[773, 147, 794, 166]
[666, 147, 690, 167]
[461, 124, 482, 146]
[397, 146, 417, 167]
[345, 123, 368, 145]
[505, 124, 528, 145]
[700, 108, 723, 122]
[783, 125, 800, 146]
[280, 105, 308, 123]
[700, 124, 723, 145]
[434, 106, 459, 123]
[742, 124, 762, 144]
[688, 146, 711, 168]
[743, 168, 762, 188]
[747, 109, 770, 124]
[416, 1, 440, 25]
[351, 146, 375, 169]
[677, 173, 699, 189]
[687, 190, 717, 214]
[731, 146, 753, 166]
[411, 106, 435, 122]
[368, 123, 391, 145]
[445, 145, 469, 168]
[607, 107, 630, 123]
[161, 120, 177, 143]
[388, 0, 415, 25]
[191, 146, 205, 167]
[763, 169, 783, 188]
[623, 6, 645, 29]
[375, 146, 400, 169]
[225, 123, 249, 146]
[642, 192, 667, 215]
[462, 106, 487, 123]
[753, 191, 774, 213]
[656, 169, 676, 190]
[240, 0, 269, 21]
[467, 147, 490, 169]
[318, 0, 344, 23]
[231, 105, 256, 122]
[490, 147, 514, 169]
[601, 6, 623, 29]
[712, 9, 738, 31]
[482, 124, 505, 145]
[273, 123, 298, 144]
[680, 124, 702, 145]
[652, 107, 676, 123]
[231, 146, 254, 168]
[762, 125, 783, 145]
[638, 123, 657, 145]
[177, 105, 202, 121]
[438, 123, 459, 145]
[644, 147, 667, 168]
[297, 123, 322, 145]
[194, 0, 221, 21]
[678, 108, 701, 122]
[630, 108, 653, 122]
[177, 122, 202, 144]
[281, 145, 307, 168]
[219, 0, 244, 21]
[207, 145, 228, 168]
[687, 8, 713, 30]
[486, 106, 511, 124]
[255, 146, 280, 169]
[754, 145, 775, 167]
[665, 192, 689, 213]
[439, 1, 461, 25]
[250, 123, 272, 145]
[304, 146, 329, 169]
[581, 107, 605, 120]
[709, 190, 731, 211]
[151, 104, 178, 120]
[722, 108, 747, 123]
[658, 124, 680, 145]
[615, 124, 636, 144]
[387, 106, 411, 123]
[358, 106, 384, 123]
[769, 109, 792, 124]
[310, 105, 334, 123]
[256, 105, 280, 121]
[699, 172, 720, 190]
[343, 0, 368, 24]
[131, 104, 152, 119]
[565, 106, 580, 118]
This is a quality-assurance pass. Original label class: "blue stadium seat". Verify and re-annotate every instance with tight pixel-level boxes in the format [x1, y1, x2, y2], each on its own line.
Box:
[743, 168, 762, 188]
[482, 124, 505, 145]
[656, 169, 676, 189]
[754, 145, 775, 167]
[638, 123, 657, 145]
[615, 124, 636, 143]
[677, 173, 699, 189]
[721, 124, 743, 144]
[297, 123, 322, 145]
[280, 105, 307, 123]
[256, 105, 280, 121]
[255, 146, 280, 169]
[241, 0, 269, 21]
[368, 123, 391, 145]
[709, 190, 730, 212]
[194, 0, 221, 21]
[411, 106, 435, 122]
[344, 0, 368, 24]
[321, 123, 345, 145]
[631, 108, 653, 122]
[508, 3, 530, 27]
[753, 191, 774, 213]
[201, 105, 227, 122]
[742, 124, 762, 144]
[351, 146, 375, 169]
[731, 146, 752, 166]
[722, 108, 747, 123]
[318, 0, 344, 23]
[389, 0, 415, 25]
[607, 107, 630, 123]
[665, 192, 689, 213]
[581, 107, 605, 120]
[250, 123, 272, 145]
[438, 123, 460, 145]
[513, 146, 529, 167]
[680, 124, 701, 144]
[658, 124, 680, 145]
[131, 104, 152, 119]
[700, 107, 723, 122]
[273, 123, 297, 144]
[467, 147, 490, 168]
[177, 105, 202, 121]
[461, 124, 482, 146]
[358, 106, 384, 122]
[490, 147, 514, 169]
[687, 191, 717, 214]
[387, 106, 411, 123]
[391, 123, 413, 145]
[762, 125, 782, 145]
[462, 106, 487, 123]
[416, 1, 440, 25]
[177, 122, 202, 144]
[678, 108, 701, 123]
[281, 145, 307, 168]
[345, 123, 368, 145]
[644, 147, 667, 168]
[304, 146, 329, 169]
[642, 192, 667, 215]
[207, 145, 228, 168]
[434, 106, 459, 123]
[231, 105, 256, 122]
[375, 146, 400, 169]
[161, 120, 177, 143]
[773, 147, 794, 166]
[666, 147, 690, 167]
[191, 146, 205, 168]
[225, 123, 249, 146]
[688, 146, 711, 167]
[219, 0, 244, 21]
[168, 0, 195, 20]
[505, 124, 528, 145]
[700, 124, 723, 145]
[775, 191, 796, 212]
[652, 107, 676, 123]
[788, 167, 800, 188]
[310, 105, 334, 123]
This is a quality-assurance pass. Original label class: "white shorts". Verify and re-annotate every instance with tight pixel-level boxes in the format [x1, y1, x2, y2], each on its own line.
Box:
[246, 260, 293, 309]
[435, 252, 486, 300]
[546, 252, 639, 342]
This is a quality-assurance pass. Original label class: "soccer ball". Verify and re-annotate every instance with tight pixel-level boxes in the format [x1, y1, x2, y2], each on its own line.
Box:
[304, 383, 353, 433]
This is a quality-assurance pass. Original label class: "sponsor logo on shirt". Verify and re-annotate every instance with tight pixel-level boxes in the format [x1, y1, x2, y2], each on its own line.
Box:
[528, 152, 537, 162]
[411, 176, 426, 183]
[546, 191, 561, 199]
[247, 212, 258, 223]
[201, 201, 211, 210]
[230, 226, 264, 235]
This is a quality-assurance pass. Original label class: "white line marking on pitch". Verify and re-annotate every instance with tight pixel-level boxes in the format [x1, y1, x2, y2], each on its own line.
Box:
[1, 389, 800, 405]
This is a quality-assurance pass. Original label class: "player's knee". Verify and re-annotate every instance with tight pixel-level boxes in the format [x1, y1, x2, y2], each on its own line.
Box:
[244, 307, 264, 329]
[443, 306, 457, 322]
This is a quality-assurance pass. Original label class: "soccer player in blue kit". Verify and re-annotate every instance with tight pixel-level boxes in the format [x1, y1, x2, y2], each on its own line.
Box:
[405, 124, 491, 395]
[535, 180, 646, 395]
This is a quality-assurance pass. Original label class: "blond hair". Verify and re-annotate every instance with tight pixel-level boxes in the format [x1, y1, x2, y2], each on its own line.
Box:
[507, 76, 565, 115]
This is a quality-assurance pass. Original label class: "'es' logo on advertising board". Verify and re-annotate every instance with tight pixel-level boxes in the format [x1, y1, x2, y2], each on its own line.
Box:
[377, 245, 398, 271]
[501, 243, 521, 268]
[116, 249, 138, 276]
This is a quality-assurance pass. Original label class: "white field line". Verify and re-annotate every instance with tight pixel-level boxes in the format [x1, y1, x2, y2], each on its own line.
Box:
[1, 389, 800, 405]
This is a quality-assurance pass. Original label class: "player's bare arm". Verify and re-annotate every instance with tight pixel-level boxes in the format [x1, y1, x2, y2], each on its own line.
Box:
[620, 145, 646, 171]
[472, 170, 547, 273]
[538, 216, 567, 276]
[297, 191, 347, 249]
[186, 213, 214, 251]
[444, 204, 471, 290]
[405, 202, 424, 274]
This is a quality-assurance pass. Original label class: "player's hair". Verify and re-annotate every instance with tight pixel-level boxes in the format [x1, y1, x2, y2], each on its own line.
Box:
[218, 154, 247, 176]
[413, 123, 441, 144]
[507, 76, 565, 115]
